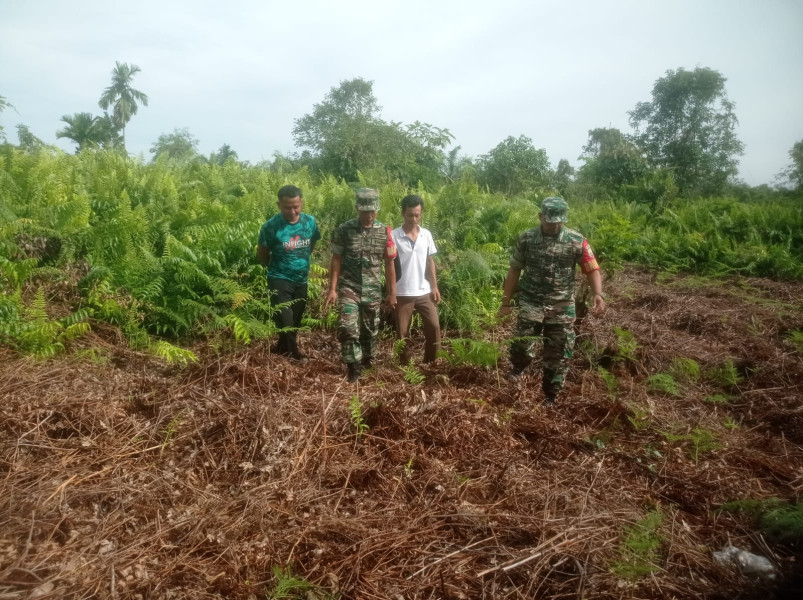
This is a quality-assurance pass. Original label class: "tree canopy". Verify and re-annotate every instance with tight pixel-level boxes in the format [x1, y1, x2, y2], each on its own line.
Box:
[629, 67, 743, 196]
[476, 135, 550, 196]
[210, 143, 239, 166]
[778, 139, 803, 194]
[292, 78, 453, 187]
[150, 128, 200, 164]
[16, 124, 47, 153]
[578, 128, 648, 190]
[56, 112, 119, 152]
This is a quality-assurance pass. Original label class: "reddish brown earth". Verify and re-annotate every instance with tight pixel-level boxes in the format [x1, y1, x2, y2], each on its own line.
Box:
[1, 268, 802, 599]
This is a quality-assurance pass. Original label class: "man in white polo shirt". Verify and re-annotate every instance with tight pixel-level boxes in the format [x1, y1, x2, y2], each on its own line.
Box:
[392, 195, 441, 364]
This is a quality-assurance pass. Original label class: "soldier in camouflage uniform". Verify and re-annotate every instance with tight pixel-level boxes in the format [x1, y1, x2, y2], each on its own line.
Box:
[324, 188, 397, 382]
[498, 197, 605, 404]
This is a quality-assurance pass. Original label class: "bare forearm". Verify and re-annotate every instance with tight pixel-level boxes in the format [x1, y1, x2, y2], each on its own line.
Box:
[385, 258, 397, 297]
[587, 269, 602, 296]
[426, 256, 438, 289]
[501, 268, 521, 306]
[328, 254, 342, 290]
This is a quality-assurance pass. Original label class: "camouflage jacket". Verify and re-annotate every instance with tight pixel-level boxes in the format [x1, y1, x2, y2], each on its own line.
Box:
[510, 226, 599, 304]
[331, 218, 397, 301]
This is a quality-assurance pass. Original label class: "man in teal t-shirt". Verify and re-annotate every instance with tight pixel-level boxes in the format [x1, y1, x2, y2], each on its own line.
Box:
[257, 185, 321, 362]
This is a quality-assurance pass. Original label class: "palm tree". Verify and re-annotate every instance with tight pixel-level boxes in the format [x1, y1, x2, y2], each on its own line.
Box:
[56, 112, 109, 152]
[98, 61, 149, 149]
[441, 145, 473, 182]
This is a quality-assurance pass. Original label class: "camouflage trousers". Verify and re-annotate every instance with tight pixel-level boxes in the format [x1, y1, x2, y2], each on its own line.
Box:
[338, 292, 380, 365]
[510, 299, 576, 393]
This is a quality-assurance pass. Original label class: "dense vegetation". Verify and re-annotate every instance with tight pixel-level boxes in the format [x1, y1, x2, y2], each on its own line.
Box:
[1, 65, 802, 600]
[0, 145, 801, 361]
[1, 64, 802, 360]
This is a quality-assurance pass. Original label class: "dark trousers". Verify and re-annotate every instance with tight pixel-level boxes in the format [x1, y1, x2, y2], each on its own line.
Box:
[268, 277, 308, 356]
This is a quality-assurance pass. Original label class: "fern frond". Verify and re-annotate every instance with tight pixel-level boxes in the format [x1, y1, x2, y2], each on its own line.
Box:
[151, 340, 198, 366]
[59, 321, 91, 342]
[60, 308, 92, 326]
[223, 313, 252, 344]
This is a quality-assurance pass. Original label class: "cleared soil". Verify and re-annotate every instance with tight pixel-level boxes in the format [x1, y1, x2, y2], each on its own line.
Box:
[1, 268, 802, 599]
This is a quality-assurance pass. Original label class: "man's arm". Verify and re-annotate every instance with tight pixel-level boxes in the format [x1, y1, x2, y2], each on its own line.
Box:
[426, 255, 441, 304]
[384, 257, 397, 308]
[586, 268, 605, 314]
[257, 245, 270, 267]
[323, 254, 342, 312]
[579, 238, 605, 314]
[498, 267, 521, 318]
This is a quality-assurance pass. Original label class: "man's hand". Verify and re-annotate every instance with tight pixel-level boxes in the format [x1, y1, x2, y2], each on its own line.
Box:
[323, 288, 338, 312]
[591, 294, 606, 315]
[497, 305, 514, 319]
[386, 293, 397, 310]
[431, 286, 441, 305]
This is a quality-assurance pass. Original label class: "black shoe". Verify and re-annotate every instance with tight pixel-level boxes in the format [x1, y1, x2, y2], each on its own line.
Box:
[361, 356, 373, 369]
[289, 351, 308, 365]
[347, 363, 361, 383]
[509, 367, 525, 381]
[543, 395, 557, 406]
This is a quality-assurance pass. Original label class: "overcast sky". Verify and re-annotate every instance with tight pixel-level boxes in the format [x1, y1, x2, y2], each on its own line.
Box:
[1, 0, 801, 186]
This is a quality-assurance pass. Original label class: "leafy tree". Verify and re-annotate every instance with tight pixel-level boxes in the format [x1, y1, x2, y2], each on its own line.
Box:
[550, 158, 575, 194]
[150, 127, 200, 164]
[476, 135, 550, 196]
[98, 61, 149, 149]
[778, 139, 803, 193]
[578, 128, 648, 189]
[292, 77, 381, 180]
[16, 125, 47, 153]
[56, 112, 118, 152]
[292, 78, 452, 186]
[380, 121, 454, 187]
[629, 67, 744, 196]
[210, 143, 238, 165]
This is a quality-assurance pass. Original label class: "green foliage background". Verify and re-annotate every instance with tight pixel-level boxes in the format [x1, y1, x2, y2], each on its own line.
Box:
[1, 144, 801, 357]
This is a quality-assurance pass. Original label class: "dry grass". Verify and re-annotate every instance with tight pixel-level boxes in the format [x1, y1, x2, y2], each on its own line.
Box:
[1, 268, 802, 599]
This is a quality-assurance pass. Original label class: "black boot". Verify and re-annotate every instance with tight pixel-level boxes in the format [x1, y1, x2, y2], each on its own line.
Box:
[542, 370, 559, 405]
[361, 356, 373, 369]
[509, 365, 526, 381]
[347, 363, 362, 383]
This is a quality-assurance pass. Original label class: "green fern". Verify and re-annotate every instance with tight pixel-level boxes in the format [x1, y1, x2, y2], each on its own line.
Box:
[223, 313, 251, 344]
[348, 395, 369, 438]
[401, 362, 425, 385]
[392, 338, 407, 363]
[267, 566, 314, 599]
[646, 373, 681, 396]
[597, 366, 619, 398]
[151, 340, 198, 366]
[669, 357, 700, 383]
[610, 509, 664, 579]
[706, 359, 743, 389]
[613, 327, 639, 362]
[441, 337, 502, 369]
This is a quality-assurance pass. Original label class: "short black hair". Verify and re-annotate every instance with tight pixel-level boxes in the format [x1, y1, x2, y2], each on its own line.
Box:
[401, 194, 424, 212]
[277, 185, 303, 202]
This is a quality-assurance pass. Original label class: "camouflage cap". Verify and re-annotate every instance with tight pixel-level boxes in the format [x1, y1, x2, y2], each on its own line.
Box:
[355, 188, 380, 212]
[541, 196, 569, 223]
